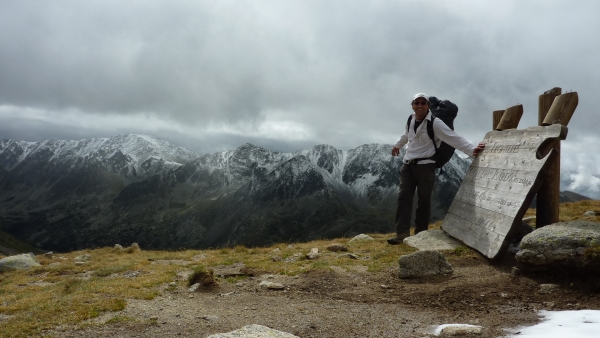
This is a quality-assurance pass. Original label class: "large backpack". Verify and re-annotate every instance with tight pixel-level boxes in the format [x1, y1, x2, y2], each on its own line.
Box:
[406, 96, 458, 172]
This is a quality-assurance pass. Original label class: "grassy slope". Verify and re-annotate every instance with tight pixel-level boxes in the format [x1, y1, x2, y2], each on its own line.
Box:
[0, 200, 598, 337]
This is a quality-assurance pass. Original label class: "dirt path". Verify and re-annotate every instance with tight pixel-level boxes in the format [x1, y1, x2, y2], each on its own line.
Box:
[46, 255, 600, 337]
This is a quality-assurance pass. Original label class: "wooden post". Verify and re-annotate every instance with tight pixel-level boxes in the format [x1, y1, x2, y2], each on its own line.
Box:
[543, 92, 578, 126]
[495, 105, 523, 131]
[536, 88, 563, 228]
[492, 110, 505, 130]
[539, 87, 562, 125]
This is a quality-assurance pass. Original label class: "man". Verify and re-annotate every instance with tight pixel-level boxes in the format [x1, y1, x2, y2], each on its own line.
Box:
[388, 93, 485, 245]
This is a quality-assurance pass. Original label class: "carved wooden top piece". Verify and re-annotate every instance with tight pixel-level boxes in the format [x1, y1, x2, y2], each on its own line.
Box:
[441, 124, 568, 260]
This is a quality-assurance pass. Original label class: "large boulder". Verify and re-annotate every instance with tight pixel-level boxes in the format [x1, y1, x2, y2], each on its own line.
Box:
[515, 221, 600, 269]
[0, 253, 41, 272]
[398, 250, 453, 278]
[403, 230, 463, 251]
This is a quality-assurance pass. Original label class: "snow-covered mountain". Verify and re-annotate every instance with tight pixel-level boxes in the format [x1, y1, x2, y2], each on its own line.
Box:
[0, 134, 470, 251]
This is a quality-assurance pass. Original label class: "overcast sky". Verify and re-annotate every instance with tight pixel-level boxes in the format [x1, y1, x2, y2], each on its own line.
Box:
[1, 0, 599, 198]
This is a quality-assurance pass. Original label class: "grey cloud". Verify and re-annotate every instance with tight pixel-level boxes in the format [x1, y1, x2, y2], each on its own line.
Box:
[1, 0, 599, 162]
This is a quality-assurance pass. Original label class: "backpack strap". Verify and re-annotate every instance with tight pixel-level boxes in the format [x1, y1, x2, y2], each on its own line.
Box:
[427, 116, 438, 153]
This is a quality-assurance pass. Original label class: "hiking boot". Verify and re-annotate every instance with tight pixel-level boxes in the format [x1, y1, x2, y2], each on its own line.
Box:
[387, 233, 410, 245]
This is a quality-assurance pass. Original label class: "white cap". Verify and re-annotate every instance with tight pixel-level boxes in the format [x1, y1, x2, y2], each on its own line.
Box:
[412, 93, 429, 102]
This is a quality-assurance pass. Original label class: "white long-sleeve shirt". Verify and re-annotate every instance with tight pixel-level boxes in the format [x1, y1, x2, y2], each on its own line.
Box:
[394, 111, 475, 164]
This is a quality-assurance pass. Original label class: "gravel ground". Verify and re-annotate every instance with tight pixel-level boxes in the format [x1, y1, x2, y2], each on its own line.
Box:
[44, 254, 600, 338]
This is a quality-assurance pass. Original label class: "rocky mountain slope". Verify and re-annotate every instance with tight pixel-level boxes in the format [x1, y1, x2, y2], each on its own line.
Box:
[0, 135, 470, 251]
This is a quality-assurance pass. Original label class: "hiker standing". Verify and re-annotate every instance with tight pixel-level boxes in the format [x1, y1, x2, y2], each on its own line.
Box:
[388, 93, 485, 245]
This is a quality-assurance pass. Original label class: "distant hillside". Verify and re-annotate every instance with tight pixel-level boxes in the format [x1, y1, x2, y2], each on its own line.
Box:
[0, 135, 470, 252]
[529, 190, 593, 208]
[0, 229, 44, 256]
[561, 190, 592, 203]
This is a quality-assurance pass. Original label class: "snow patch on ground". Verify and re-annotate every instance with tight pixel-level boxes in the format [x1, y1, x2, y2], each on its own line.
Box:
[504, 310, 600, 338]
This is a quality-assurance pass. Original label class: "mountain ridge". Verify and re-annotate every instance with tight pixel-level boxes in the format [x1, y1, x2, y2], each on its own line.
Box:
[0, 134, 470, 251]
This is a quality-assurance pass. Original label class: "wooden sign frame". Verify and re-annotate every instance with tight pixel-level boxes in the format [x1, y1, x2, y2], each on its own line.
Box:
[441, 124, 568, 260]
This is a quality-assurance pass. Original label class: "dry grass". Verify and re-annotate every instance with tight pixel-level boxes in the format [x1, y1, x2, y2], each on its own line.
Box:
[0, 200, 597, 337]
[524, 199, 600, 226]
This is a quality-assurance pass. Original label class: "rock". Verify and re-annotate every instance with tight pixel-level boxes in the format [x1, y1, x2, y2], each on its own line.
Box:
[327, 243, 348, 252]
[43, 251, 54, 258]
[514, 221, 535, 242]
[188, 283, 201, 292]
[126, 243, 141, 253]
[306, 248, 320, 260]
[201, 315, 220, 322]
[398, 250, 453, 278]
[259, 281, 285, 290]
[113, 244, 124, 251]
[348, 234, 374, 243]
[283, 253, 302, 262]
[207, 324, 299, 338]
[340, 253, 359, 259]
[123, 271, 141, 278]
[539, 283, 560, 294]
[437, 324, 483, 335]
[212, 263, 250, 278]
[403, 230, 463, 251]
[515, 221, 600, 268]
[584, 211, 598, 216]
[74, 254, 91, 261]
[0, 253, 41, 272]
[192, 253, 206, 260]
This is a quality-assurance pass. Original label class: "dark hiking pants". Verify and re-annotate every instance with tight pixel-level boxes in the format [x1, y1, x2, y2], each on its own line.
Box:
[395, 162, 436, 236]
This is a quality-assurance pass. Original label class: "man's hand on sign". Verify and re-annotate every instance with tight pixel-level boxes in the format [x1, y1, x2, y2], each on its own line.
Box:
[473, 142, 486, 157]
[392, 147, 400, 156]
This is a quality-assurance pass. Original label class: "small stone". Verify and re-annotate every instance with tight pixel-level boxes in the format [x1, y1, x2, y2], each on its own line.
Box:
[348, 234, 374, 243]
[539, 283, 559, 294]
[113, 244, 124, 251]
[441, 324, 483, 335]
[188, 283, 200, 292]
[259, 281, 285, 290]
[128, 243, 141, 252]
[584, 211, 597, 216]
[150, 316, 159, 321]
[43, 251, 54, 258]
[74, 254, 91, 261]
[306, 251, 320, 260]
[500, 293, 509, 298]
[340, 253, 359, 260]
[327, 243, 348, 252]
